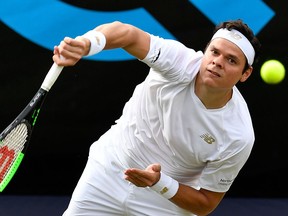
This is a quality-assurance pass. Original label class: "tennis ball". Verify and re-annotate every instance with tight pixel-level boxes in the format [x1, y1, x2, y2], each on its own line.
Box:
[260, 59, 285, 84]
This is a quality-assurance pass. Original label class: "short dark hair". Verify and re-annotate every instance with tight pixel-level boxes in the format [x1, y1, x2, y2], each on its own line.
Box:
[213, 19, 262, 69]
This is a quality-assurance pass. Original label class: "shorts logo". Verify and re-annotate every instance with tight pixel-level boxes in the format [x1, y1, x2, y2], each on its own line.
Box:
[200, 133, 215, 144]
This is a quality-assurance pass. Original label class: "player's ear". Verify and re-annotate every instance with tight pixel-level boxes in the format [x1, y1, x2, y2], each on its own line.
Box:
[240, 66, 253, 82]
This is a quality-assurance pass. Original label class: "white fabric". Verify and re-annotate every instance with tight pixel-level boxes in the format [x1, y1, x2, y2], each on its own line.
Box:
[212, 28, 255, 65]
[150, 172, 179, 199]
[63, 132, 193, 216]
[114, 34, 254, 192]
[63, 34, 255, 215]
[82, 30, 106, 56]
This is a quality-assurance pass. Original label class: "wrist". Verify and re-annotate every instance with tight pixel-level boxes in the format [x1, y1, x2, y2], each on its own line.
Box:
[150, 172, 179, 199]
[81, 30, 106, 56]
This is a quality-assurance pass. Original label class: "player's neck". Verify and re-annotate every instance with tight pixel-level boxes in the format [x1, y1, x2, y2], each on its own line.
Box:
[194, 82, 233, 109]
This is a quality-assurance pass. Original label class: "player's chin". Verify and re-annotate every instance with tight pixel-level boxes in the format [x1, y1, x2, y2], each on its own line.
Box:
[201, 74, 222, 87]
[203, 72, 221, 82]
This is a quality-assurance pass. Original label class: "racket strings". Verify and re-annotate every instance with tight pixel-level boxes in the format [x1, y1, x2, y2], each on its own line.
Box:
[0, 123, 28, 181]
[1, 123, 28, 152]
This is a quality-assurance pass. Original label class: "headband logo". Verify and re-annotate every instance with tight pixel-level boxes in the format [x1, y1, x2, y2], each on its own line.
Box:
[228, 31, 242, 40]
[212, 28, 255, 65]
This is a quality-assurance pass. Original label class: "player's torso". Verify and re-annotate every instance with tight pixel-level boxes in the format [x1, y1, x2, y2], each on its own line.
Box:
[116, 76, 219, 180]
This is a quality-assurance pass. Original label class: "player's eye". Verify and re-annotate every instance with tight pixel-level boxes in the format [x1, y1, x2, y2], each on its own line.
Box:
[228, 57, 237, 65]
[211, 49, 218, 55]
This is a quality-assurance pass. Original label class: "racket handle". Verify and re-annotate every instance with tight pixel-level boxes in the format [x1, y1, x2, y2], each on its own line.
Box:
[41, 63, 64, 91]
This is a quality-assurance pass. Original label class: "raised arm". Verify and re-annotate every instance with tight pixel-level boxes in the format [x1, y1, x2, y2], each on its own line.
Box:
[53, 21, 150, 66]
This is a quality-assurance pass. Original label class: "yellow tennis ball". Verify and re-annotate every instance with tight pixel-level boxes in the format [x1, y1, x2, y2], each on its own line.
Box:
[260, 60, 285, 84]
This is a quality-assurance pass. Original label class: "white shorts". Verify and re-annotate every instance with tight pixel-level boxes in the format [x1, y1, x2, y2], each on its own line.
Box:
[62, 132, 194, 216]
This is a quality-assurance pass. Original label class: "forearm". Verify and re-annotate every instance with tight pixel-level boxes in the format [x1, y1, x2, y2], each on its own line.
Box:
[53, 21, 150, 66]
[170, 184, 224, 215]
[93, 21, 150, 59]
[93, 21, 133, 49]
[124, 165, 224, 215]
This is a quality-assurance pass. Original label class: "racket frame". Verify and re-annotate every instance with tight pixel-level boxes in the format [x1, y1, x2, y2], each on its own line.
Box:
[0, 63, 63, 192]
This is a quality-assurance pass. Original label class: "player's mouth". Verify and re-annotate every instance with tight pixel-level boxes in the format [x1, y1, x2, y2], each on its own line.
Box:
[207, 69, 221, 77]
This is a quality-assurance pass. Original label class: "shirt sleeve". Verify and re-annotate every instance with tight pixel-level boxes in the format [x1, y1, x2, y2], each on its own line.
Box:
[140, 34, 203, 83]
[199, 138, 254, 192]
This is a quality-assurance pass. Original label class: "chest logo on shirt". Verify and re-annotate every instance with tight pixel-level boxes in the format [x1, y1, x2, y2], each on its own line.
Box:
[200, 133, 215, 144]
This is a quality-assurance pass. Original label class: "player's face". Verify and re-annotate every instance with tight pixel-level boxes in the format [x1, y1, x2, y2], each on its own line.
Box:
[199, 38, 252, 89]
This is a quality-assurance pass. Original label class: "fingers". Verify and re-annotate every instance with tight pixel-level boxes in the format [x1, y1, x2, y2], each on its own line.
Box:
[124, 164, 161, 187]
[124, 168, 154, 187]
[52, 37, 87, 66]
[150, 163, 161, 172]
[59, 37, 84, 59]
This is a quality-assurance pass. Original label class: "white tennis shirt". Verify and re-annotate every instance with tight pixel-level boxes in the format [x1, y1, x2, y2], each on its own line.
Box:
[103, 34, 255, 193]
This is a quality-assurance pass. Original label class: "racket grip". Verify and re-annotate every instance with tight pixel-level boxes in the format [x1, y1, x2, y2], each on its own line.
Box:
[41, 63, 64, 91]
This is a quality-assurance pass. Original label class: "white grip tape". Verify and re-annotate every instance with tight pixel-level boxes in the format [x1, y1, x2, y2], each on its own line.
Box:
[150, 172, 179, 199]
[82, 30, 106, 56]
[41, 63, 64, 91]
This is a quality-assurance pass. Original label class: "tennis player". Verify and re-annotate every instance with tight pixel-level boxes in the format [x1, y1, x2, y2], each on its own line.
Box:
[53, 19, 261, 215]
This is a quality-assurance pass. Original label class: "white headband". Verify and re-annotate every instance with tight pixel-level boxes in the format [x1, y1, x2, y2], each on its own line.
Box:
[211, 28, 255, 65]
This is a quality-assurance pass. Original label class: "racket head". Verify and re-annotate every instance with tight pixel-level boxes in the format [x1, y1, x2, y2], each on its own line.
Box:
[0, 120, 32, 192]
[0, 88, 47, 192]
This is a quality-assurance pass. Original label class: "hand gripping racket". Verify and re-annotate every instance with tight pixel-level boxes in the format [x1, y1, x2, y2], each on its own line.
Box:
[0, 62, 64, 192]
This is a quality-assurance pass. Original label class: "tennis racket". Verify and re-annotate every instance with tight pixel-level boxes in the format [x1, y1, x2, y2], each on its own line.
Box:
[0, 62, 64, 192]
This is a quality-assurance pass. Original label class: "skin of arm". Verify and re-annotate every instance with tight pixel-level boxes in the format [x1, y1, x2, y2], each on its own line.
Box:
[124, 163, 225, 216]
[53, 21, 225, 215]
[53, 21, 150, 65]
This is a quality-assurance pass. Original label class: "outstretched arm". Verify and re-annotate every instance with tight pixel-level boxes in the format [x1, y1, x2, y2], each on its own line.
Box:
[53, 21, 150, 66]
[124, 163, 225, 216]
